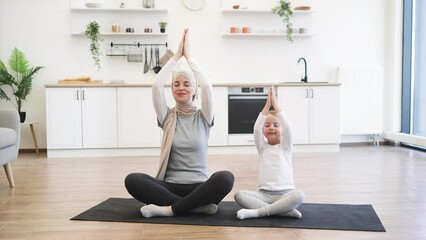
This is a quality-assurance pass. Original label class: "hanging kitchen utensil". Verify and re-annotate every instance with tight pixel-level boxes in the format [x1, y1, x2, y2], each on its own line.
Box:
[148, 46, 154, 70]
[143, 47, 149, 73]
[156, 47, 162, 72]
[153, 47, 162, 74]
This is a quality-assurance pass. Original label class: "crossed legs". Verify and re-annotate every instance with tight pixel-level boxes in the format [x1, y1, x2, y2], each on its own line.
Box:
[234, 189, 305, 220]
[125, 170, 234, 218]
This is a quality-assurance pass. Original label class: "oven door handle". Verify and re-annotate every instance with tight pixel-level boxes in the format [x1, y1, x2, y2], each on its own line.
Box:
[228, 96, 267, 100]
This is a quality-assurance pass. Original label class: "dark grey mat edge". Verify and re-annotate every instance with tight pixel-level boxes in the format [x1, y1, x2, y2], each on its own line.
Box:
[71, 198, 386, 232]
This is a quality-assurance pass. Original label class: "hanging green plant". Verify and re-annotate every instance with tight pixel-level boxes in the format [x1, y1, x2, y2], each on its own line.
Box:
[272, 0, 293, 43]
[84, 21, 103, 71]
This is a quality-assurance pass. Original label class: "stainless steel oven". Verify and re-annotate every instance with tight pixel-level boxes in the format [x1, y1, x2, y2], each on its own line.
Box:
[228, 86, 269, 145]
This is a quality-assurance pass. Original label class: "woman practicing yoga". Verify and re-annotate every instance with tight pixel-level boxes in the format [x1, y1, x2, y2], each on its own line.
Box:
[234, 87, 305, 220]
[125, 29, 234, 218]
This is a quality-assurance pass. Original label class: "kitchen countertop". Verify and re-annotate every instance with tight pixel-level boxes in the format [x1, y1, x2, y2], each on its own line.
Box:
[214, 82, 342, 87]
[45, 82, 341, 87]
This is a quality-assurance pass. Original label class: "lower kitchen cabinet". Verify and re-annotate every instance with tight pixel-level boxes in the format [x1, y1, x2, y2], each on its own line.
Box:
[46, 87, 82, 149]
[46, 87, 117, 149]
[209, 87, 228, 146]
[46, 86, 229, 152]
[277, 85, 340, 144]
[117, 87, 161, 147]
[46, 84, 339, 157]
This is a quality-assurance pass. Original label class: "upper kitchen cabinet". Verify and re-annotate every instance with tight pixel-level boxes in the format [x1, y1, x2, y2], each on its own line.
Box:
[277, 85, 340, 145]
[221, 2, 313, 38]
[69, 0, 168, 36]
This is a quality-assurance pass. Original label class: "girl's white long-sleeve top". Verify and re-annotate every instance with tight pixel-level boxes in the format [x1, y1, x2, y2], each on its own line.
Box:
[253, 111, 295, 191]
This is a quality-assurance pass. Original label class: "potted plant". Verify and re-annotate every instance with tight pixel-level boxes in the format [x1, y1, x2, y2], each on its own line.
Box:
[84, 21, 103, 71]
[272, 0, 293, 42]
[159, 22, 167, 33]
[0, 47, 44, 122]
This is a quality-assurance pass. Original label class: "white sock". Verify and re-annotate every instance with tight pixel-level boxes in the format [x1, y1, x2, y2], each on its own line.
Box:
[191, 204, 218, 215]
[279, 209, 302, 218]
[140, 204, 174, 218]
[237, 208, 261, 220]
[237, 206, 303, 220]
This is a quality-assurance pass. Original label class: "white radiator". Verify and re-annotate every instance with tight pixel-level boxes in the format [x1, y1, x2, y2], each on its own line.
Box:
[339, 67, 384, 135]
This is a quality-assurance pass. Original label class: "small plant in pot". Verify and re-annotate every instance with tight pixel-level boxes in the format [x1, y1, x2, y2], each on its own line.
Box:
[84, 21, 103, 71]
[159, 22, 167, 33]
[0, 47, 44, 122]
[272, 0, 293, 42]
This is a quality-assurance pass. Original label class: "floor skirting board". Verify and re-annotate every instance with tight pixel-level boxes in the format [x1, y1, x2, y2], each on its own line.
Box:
[384, 132, 426, 148]
[340, 134, 382, 144]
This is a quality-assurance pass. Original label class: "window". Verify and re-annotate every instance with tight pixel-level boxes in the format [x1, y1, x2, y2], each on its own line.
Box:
[402, 0, 426, 143]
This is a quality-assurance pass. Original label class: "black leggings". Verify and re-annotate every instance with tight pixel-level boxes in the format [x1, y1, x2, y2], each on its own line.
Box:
[124, 170, 234, 215]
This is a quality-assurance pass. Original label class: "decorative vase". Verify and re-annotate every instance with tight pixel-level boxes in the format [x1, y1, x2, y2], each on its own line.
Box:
[160, 28, 165, 33]
[19, 112, 26, 123]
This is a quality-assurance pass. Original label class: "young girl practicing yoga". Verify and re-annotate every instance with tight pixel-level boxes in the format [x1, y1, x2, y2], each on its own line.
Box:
[125, 29, 234, 218]
[234, 87, 305, 220]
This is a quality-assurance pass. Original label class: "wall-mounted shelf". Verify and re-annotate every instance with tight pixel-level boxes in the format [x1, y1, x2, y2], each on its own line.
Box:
[221, 7, 313, 41]
[70, 7, 167, 13]
[222, 33, 313, 37]
[222, 9, 313, 14]
[71, 32, 167, 36]
[69, 2, 168, 38]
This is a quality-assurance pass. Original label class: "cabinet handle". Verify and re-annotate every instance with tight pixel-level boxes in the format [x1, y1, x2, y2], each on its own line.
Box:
[305, 89, 309, 98]
[76, 90, 79, 100]
[82, 90, 85, 100]
[310, 89, 314, 98]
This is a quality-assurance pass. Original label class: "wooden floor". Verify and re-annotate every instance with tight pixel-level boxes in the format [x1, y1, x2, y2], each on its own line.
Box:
[1, 145, 426, 239]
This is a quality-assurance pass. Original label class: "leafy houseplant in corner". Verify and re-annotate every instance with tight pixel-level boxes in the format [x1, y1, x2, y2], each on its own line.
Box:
[272, 0, 293, 42]
[159, 22, 167, 33]
[0, 47, 44, 122]
[84, 21, 103, 71]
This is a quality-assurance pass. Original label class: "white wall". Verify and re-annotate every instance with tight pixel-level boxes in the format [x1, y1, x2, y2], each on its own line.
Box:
[0, 0, 401, 149]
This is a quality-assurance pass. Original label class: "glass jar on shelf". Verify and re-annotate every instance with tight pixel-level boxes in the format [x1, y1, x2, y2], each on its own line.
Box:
[112, 19, 120, 33]
[142, 0, 155, 8]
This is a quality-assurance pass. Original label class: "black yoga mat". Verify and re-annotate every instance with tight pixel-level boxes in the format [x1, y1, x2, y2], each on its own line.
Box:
[71, 198, 385, 232]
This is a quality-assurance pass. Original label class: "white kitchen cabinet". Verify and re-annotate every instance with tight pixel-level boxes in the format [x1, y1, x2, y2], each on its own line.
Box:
[209, 87, 228, 146]
[82, 88, 118, 148]
[117, 87, 161, 147]
[277, 86, 340, 144]
[46, 87, 117, 149]
[46, 87, 82, 149]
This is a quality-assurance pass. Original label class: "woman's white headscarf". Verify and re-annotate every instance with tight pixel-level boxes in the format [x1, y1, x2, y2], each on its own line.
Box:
[172, 58, 198, 99]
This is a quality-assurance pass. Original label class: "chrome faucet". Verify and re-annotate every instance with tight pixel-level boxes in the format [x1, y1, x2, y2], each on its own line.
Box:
[298, 57, 308, 83]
